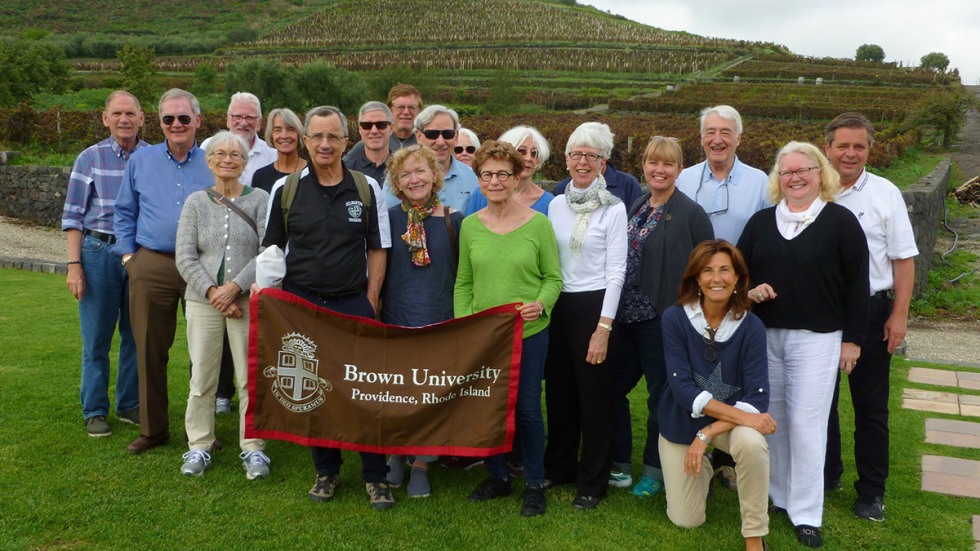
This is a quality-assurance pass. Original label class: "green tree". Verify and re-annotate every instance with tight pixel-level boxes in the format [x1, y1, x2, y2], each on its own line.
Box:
[369, 64, 437, 105]
[920, 52, 950, 73]
[0, 38, 70, 107]
[906, 87, 976, 148]
[224, 58, 302, 112]
[483, 69, 522, 115]
[191, 62, 219, 97]
[294, 62, 368, 113]
[117, 44, 157, 106]
[855, 44, 885, 63]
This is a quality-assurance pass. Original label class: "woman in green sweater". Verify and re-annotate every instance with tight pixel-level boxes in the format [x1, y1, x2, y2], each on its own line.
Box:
[454, 140, 562, 517]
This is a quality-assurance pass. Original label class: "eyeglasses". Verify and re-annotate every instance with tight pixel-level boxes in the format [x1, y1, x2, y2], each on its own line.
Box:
[696, 171, 729, 216]
[161, 114, 192, 126]
[778, 166, 820, 180]
[478, 171, 514, 183]
[517, 147, 539, 159]
[305, 133, 347, 145]
[229, 114, 259, 123]
[703, 326, 718, 362]
[392, 103, 420, 113]
[567, 151, 602, 163]
[210, 150, 244, 161]
[454, 145, 476, 155]
[359, 121, 391, 131]
[421, 129, 456, 140]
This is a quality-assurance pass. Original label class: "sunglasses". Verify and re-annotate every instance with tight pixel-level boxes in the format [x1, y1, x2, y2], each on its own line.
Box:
[454, 145, 476, 155]
[421, 129, 456, 140]
[161, 114, 192, 126]
[359, 121, 391, 130]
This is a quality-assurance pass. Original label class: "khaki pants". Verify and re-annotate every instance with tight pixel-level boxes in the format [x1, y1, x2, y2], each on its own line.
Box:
[184, 299, 263, 452]
[659, 426, 770, 538]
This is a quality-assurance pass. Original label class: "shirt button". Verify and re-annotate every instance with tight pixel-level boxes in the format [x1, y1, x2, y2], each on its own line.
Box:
[226, 246, 231, 250]
[672, 372, 677, 377]
[227, 257, 232, 261]
[759, 388, 764, 392]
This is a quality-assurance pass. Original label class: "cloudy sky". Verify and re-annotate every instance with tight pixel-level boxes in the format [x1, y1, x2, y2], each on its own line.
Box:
[585, 0, 979, 84]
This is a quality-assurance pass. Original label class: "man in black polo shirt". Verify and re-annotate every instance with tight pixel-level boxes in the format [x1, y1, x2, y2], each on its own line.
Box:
[263, 105, 393, 511]
[342, 101, 393, 184]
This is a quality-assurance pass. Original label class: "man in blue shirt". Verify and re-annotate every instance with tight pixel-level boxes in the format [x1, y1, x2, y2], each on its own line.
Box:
[113, 88, 213, 454]
[62, 90, 148, 438]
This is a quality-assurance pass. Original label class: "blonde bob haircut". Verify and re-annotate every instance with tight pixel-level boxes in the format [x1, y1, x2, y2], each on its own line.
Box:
[642, 135, 684, 167]
[767, 141, 840, 205]
[385, 145, 445, 201]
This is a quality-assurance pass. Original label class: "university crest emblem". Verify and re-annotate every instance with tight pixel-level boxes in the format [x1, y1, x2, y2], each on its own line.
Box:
[262, 332, 332, 413]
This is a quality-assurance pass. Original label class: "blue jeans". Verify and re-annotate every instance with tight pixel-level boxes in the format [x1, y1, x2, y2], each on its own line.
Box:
[79, 234, 139, 419]
[486, 328, 549, 486]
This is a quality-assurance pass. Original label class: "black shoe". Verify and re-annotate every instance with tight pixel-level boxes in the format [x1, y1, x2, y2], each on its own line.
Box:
[795, 524, 822, 548]
[468, 477, 512, 502]
[824, 478, 841, 492]
[768, 503, 786, 516]
[855, 495, 884, 521]
[572, 495, 601, 510]
[521, 486, 546, 517]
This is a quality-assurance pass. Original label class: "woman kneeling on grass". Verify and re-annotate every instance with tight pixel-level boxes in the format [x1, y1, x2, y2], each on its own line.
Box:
[659, 240, 775, 551]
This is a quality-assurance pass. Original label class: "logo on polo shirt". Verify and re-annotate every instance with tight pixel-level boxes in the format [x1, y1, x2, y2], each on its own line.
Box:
[347, 200, 364, 222]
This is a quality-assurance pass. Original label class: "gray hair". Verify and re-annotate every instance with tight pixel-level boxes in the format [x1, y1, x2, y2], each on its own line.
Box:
[565, 122, 614, 158]
[358, 101, 392, 122]
[413, 104, 460, 131]
[204, 130, 249, 159]
[304, 106, 348, 137]
[158, 88, 200, 116]
[499, 125, 551, 166]
[699, 105, 743, 136]
[105, 90, 142, 112]
[264, 108, 305, 149]
[227, 92, 262, 116]
[458, 127, 480, 148]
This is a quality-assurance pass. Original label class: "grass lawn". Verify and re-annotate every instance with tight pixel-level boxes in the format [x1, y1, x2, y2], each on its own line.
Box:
[1, 269, 976, 549]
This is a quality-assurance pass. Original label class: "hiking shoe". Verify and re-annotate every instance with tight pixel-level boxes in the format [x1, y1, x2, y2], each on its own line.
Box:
[86, 416, 111, 437]
[407, 468, 431, 498]
[715, 465, 738, 492]
[386, 455, 405, 487]
[608, 469, 632, 488]
[366, 481, 395, 511]
[241, 450, 271, 480]
[468, 477, 512, 502]
[572, 495, 602, 510]
[521, 486, 546, 517]
[631, 475, 663, 497]
[180, 449, 212, 476]
[215, 397, 232, 414]
[795, 525, 822, 548]
[855, 495, 885, 521]
[309, 474, 340, 502]
[117, 408, 140, 426]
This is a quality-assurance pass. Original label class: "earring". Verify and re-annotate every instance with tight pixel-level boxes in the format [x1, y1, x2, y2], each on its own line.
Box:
[698, 287, 702, 297]
[733, 289, 737, 294]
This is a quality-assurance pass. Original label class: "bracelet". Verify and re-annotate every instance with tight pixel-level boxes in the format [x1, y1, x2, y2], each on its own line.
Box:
[597, 322, 612, 332]
[696, 430, 712, 445]
[66, 260, 81, 265]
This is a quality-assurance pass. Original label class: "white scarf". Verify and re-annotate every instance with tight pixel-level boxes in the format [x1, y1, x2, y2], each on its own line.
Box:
[775, 197, 826, 240]
[564, 174, 620, 255]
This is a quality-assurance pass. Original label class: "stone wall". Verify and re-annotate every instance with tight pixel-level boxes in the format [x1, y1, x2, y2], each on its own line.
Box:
[0, 165, 70, 228]
[902, 158, 951, 297]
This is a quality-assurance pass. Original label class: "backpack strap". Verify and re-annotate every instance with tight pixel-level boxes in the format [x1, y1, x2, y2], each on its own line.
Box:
[443, 205, 458, 272]
[350, 170, 373, 208]
[280, 171, 303, 236]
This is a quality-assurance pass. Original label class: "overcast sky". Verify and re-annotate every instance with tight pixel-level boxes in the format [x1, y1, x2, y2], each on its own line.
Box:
[585, 1, 979, 84]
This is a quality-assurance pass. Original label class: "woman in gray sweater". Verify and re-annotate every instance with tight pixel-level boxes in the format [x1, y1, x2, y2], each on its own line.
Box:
[176, 131, 269, 480]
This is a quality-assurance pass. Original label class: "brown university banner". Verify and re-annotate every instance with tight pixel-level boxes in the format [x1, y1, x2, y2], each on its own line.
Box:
[246, 289, 523, 456]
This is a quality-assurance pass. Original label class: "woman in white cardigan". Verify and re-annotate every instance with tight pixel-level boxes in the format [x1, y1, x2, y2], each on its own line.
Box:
[175, 131, 269, 480]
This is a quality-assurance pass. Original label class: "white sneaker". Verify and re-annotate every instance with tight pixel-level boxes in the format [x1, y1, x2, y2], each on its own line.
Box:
[181, 449, 212, 476]
[241, 450, 271, 480]
[215, 398, 232, 414]
[608, 470, 632, 488]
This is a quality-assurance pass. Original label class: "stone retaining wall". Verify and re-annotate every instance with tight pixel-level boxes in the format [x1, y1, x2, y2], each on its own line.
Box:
[902, 159, 950, 297]
[0, 166, 70, 228]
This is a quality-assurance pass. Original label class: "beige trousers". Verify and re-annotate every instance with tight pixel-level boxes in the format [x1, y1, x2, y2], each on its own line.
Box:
[184, 299, 264, 452]
[659, 426, 770, 538]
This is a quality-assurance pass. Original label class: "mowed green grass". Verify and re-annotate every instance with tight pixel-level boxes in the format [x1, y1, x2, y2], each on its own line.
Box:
[0, 269, 976, 549]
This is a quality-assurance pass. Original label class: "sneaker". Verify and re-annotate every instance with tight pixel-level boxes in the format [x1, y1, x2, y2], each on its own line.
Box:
[521, 486, 546, 517]
[309, 473, 340, 502]
[241, 450, 271, 480]
[215, 397, 232, 415]
[407, 468, 431, 498]
[386, 455, 405, 487]
[795, 524, 822, 548]
[180, 449, 212, 476]
[715, 465, 738, 492]
[440, 456, 485, 470]
[366, 481, 395, 511]
[854, 495, 885, 521]
[117, 408, 140, 426]
[608, 470, 632, 488]
[86, 416, 111, 437]
[631, 475, 664, 497]
[468, 477, 512, 502]
[572, 495, 602, 510]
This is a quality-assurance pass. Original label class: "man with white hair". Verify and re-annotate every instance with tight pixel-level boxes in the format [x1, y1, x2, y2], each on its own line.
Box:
[676, 105, 770, 243]
[202, 92, 277, 187]
[343, 101, 393, 184]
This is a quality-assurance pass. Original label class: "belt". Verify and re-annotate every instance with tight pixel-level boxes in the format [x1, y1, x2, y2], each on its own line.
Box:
[142, 247, 175, 258]
[870, 290, 893, 301]
[310, 290, 361, 302]
[83, 229, 116, 245]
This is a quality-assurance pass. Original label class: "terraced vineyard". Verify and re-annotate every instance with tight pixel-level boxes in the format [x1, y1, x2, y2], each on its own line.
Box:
[722, 58, 953, 85]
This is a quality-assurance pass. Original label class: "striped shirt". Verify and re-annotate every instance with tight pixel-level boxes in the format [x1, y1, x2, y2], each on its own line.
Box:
[62, 137, 148, 234]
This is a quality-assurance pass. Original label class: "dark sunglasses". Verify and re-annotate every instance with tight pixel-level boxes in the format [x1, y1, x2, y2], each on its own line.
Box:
[422, 129, 456, 140]
[703, 326, 718, 362]
[454, 145, 476, 155]
[359, 121, 391, 130]
[161, 114, 192, 125]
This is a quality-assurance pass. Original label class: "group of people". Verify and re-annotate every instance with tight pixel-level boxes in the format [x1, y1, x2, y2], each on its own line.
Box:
[63, 84, 917, 548]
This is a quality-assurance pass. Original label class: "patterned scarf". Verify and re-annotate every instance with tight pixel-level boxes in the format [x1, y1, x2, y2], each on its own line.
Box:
[402, 194, 441, 267]
[564, 174, 620, 254]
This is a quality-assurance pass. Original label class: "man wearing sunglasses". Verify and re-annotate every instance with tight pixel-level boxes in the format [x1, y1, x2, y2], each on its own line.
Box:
[113, 88, 213, 454]
[343, 101, 394, 184]
[345, 83, 422, 162]
[201, 92, 277, 188]
[382, 104, 477, 213]
[676, 105, 770, 244]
